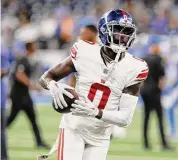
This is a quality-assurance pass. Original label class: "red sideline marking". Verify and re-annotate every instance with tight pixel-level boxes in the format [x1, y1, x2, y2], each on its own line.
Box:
[136, 72, 148, 79]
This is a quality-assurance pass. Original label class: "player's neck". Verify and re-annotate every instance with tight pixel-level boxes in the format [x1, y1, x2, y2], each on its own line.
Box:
[103, 47, 116, 60]
[101, 47, 125, 65]
[25, 51, 34, 57]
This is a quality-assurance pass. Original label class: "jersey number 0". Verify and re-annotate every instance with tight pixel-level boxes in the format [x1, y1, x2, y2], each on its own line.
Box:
[87, 83, 111, 109]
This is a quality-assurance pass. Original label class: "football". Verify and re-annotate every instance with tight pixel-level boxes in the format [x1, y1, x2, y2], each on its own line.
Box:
[52, 88, 79, 113]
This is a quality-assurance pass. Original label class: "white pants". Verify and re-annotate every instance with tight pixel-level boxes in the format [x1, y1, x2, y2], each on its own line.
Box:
[57, 128, 109, 160]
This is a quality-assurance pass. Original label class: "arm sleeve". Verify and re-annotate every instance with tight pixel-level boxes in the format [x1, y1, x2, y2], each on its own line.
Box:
[101, 93, 138, 127]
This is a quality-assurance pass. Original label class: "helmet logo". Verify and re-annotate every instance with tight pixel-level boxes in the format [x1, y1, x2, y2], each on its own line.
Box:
[120, 15, 132, 24]
[101, 25, 107, 33]
[123, 15, 127, 22]
[124, 15, 127, 21]
[98, 9, 136, 48]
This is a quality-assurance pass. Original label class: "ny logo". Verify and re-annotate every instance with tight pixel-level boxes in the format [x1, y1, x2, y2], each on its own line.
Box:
[123, 15, 127, 23]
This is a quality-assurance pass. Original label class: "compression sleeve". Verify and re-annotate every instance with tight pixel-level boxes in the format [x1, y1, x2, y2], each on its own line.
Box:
[101, 93, 138, 127]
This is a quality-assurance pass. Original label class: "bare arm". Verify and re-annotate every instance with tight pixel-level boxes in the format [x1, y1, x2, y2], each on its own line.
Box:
[123, 82, 142, 96]
[39, 57, 76, 89]
[16, 71, 31, 87]
[1, 69, 8, 79]
[158, 76, 166, 90]
[16, 72, 41, 91]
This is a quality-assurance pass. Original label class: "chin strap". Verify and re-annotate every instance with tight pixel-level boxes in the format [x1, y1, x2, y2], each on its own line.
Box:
[110, 44, 126, 62]
[114, 50, 122, 62]
[102, 51, 113, 64]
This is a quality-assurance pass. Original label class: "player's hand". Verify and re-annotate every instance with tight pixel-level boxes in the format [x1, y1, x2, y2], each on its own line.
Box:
[48, 80, 74, 109]
[71, 97, 99, 118]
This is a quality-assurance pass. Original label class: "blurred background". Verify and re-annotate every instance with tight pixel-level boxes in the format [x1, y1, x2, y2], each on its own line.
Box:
[1, 0, 178, 160]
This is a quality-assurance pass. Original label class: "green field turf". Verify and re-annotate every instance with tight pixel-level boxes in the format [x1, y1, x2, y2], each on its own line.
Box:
[7, 105, 178, 160]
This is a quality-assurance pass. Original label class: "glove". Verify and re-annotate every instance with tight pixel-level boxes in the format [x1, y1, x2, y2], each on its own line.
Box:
[71, 97, 99, 118]
[48, 80, 74, 109]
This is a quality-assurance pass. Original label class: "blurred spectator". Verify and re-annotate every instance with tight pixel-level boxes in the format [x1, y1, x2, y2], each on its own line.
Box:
[7, 42, 49, 149]
[165, 84, 178, 140]
[140, 44, 173, 150]
[149, 10, 170, 34]
[1, 41, 10, 160]
[79, 24, 98, 42]
[11, 40, 26, 60]
[59, 15, 74, 48]
[39, 14, 57, 49]
[1, 0, 178, 50]
[162, 49, 178, 140]
[14, 10, 39, 43]
[143, 0, 159, 8]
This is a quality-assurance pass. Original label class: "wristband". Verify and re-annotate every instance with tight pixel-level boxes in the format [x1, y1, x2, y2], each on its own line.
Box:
[47, 80, 56, 90]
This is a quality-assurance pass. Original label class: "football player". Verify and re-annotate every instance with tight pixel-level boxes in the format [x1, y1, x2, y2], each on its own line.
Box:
[39, 9, 149, 160]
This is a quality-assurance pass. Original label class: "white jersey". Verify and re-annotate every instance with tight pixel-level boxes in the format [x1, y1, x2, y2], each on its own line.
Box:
[60, 40, 148, 145]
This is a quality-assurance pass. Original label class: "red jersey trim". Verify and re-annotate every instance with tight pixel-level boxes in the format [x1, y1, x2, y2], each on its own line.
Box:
[136, 72, 148, 79]
[83, 40, 95, 45]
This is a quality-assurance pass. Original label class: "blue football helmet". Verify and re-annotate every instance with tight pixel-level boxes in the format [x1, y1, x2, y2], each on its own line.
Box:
[98, 9, 137, 59]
